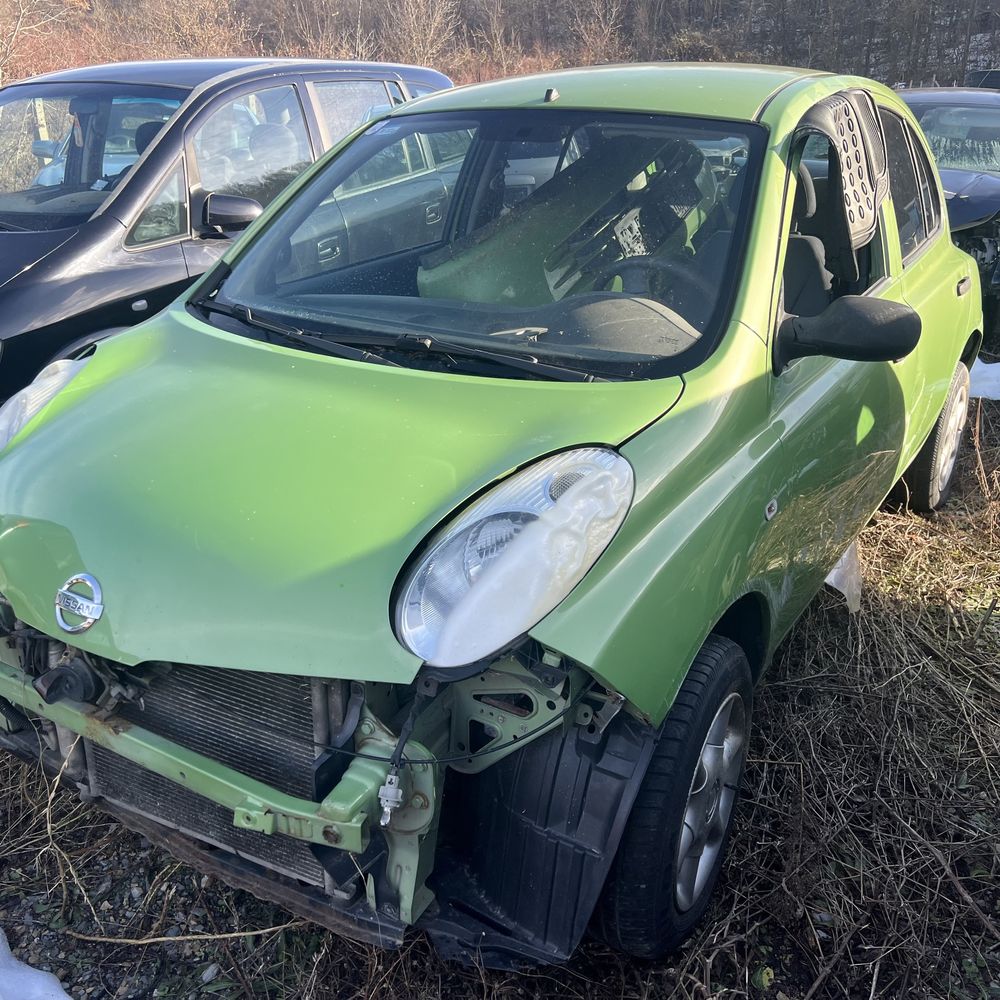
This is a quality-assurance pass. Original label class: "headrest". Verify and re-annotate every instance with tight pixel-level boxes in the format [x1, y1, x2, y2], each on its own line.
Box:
[135, 120, 163, 157]
[249, 123, 298, 164]
[794, 161, 817, 221]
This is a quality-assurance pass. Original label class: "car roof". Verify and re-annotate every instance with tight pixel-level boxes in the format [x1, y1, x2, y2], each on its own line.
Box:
[392, 63, 832, 123]
[899, 87, 1000, 105]
[8, 58, 450, 92]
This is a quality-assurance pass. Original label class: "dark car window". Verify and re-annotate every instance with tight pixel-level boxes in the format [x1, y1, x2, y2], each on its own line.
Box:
[126, 159, 188, 247]
[909, 125, 942, 236]
[911, 102, 1000, 174]
[0, 82, 185, 232]
[191, 85, 311, 208]
[882, 111, 928, 259]
[213, 109, 765, 381]
[313, 80, 394, 149]
[406, 82, 439, 99]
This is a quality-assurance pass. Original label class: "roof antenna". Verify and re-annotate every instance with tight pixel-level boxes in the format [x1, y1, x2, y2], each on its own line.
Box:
[544, 88, 560, 103]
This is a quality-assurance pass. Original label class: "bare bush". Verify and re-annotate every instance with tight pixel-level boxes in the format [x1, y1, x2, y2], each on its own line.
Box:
[377, 0, 459, 69]
[0, 0, 76, 85]
[570, 0, 629, 64]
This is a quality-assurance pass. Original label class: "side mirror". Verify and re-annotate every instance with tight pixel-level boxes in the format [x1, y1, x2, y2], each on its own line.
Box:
[31, 139, 59, 161]
[775, 295, 921, 373]
[201, 192, 263, 237]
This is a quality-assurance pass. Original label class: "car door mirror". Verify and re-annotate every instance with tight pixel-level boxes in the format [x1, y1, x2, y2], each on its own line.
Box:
[775, 295, 921, 372]
[31, 139, 60, 161]
[201, 193, 263, 237]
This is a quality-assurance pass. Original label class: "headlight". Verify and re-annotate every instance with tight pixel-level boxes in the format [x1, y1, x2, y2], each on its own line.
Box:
[395, 447, 634, 668]
[0, 357, 90, 453]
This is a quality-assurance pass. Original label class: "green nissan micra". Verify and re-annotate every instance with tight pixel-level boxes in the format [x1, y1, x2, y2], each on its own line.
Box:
[0, 64, 982, 967]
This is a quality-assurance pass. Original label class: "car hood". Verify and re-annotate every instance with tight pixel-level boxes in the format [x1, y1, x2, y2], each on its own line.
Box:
[0, 306, 683, 683]
[0, 228, 77, 289]
[939, 167, 1000, 230]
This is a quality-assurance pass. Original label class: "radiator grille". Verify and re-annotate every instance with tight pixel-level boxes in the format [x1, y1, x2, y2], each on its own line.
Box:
[88, 744, 326, 886]
[113, 663, 317, 799]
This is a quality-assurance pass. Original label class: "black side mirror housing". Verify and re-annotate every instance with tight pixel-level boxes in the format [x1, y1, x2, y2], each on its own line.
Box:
[202, 193, 263, 237]
[775, 295, 922, 373]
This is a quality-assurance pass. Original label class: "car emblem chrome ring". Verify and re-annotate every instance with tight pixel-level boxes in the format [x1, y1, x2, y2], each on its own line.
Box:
[55, 573, 104, 634]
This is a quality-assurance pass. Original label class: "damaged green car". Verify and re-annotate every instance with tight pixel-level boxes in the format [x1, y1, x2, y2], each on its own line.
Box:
[0, 64, 982, 967]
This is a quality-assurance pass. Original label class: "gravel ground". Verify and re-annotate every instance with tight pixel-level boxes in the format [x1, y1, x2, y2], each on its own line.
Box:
[1, 398, 998, 1000]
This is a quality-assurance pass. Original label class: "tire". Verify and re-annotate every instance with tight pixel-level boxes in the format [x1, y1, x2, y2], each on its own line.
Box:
[594, 635, 753, 958]
[901, 362, 970, 513]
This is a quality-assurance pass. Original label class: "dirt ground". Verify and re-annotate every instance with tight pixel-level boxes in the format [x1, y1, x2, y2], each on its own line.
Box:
[2, 397, 998, 1000]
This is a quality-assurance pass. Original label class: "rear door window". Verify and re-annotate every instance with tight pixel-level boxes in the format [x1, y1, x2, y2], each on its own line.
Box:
[882, 112, 931, 260]
[312, 80, 394, 149]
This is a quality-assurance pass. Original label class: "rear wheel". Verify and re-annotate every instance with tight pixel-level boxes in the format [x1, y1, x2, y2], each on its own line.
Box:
[594, 635, 752, 958]
[902, 362, 970, 513]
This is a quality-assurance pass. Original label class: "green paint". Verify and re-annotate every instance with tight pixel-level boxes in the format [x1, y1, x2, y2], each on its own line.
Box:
[0, 66, 981, 933]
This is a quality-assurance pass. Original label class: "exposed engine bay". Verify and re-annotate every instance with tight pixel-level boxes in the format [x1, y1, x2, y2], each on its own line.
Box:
[0, 602, 654, 967]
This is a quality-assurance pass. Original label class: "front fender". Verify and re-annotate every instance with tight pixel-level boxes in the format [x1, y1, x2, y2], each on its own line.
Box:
[531, 324, 787, 725]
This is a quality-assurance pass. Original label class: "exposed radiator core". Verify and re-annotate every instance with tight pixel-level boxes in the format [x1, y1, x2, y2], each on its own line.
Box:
[113, 663, 318, 798]
[88, 744, 326, 885]
[85, 662, 330, 886]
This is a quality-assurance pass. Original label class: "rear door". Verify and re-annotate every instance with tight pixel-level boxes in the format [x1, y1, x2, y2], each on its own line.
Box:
[880, 107, 973, 457]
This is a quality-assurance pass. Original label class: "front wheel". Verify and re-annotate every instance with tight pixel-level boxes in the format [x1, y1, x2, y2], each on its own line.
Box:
[594, 635, 752, 958]
[902, 362, 970, 513]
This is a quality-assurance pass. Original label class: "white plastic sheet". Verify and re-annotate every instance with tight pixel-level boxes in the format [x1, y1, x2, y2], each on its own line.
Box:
[970, 358, 1000, 400]
[825, 540, 862, 613]
[0, 930, 72, 1000]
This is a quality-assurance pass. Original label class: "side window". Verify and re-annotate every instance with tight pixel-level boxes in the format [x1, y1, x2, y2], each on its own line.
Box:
[336, 132, 428, 193]
[126, 160, 187, 247]
[784, 133, 885, 318]
[313, 80, 393, 149]
[405, 82, 439, 99]
[191, 86, 310, 208]
[882, 112, 929, 260]
[426, 129, 473, 166]
[909, 126, 942, 236]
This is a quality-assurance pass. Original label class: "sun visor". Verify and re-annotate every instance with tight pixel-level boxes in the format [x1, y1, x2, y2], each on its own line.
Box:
[797, 91, 889, 283]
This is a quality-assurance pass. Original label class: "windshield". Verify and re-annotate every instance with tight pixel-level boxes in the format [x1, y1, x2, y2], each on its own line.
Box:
[213, 109, 763, 380]
[0, 82, 186, 231]
[911, 103, 1000, 174]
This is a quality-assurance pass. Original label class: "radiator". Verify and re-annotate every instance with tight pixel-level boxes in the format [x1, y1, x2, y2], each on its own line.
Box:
[86, 662, 331, 886]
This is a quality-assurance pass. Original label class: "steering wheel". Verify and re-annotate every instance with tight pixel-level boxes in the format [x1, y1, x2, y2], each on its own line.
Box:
[594, 253, 716, 303]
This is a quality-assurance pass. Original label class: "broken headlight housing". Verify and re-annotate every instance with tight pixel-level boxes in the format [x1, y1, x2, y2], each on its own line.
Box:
[394, 447, 634, 668]
[0, 357, 91, 453]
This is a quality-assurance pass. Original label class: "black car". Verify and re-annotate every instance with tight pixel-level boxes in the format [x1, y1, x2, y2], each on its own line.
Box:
[0, 59, 450, 398]
[901, 86, 1000, 334]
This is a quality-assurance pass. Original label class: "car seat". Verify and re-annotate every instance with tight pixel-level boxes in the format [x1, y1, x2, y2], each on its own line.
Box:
[783, 162, 833, 317]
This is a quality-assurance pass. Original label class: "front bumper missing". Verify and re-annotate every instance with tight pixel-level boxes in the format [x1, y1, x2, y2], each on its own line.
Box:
[0, 660, 383, 856]
[0, 638, 655, 968]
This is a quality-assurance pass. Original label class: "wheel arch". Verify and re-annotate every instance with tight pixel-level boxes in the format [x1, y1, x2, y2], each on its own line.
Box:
[708, 590, 771, 681]
[960, 329, 982, 372]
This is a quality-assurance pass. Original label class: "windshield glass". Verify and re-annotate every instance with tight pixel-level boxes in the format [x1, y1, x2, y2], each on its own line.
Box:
[911, 103, 1000, 174]
[215, 109, 763, 379]
[0, 82, 186, 231]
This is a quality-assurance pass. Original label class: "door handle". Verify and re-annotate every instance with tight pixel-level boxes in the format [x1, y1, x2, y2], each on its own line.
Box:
[957, 275, 972, 297]
[425, 203, 442, 225]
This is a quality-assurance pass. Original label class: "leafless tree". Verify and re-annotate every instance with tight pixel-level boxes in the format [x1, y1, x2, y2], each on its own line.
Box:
[0, 0, 74, 85]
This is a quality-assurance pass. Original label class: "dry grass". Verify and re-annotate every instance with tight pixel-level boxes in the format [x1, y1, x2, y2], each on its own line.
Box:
[2, 402, 999, 999]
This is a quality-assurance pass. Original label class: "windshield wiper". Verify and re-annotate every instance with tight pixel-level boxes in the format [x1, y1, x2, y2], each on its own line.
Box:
[193, 297, 603, 381]
[192, 299, 403, 368]
[390, 333, 603, 382]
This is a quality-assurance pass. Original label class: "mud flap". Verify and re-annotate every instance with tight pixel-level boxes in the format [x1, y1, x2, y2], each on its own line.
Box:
[421, 711, 656, 968]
